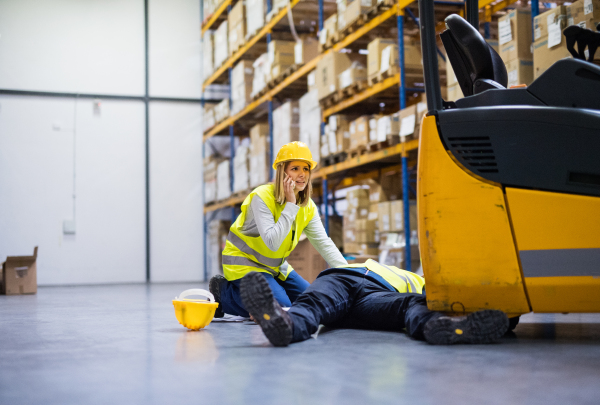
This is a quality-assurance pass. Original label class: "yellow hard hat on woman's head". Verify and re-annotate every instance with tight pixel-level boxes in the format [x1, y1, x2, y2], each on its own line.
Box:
[272, 141, 318, 170]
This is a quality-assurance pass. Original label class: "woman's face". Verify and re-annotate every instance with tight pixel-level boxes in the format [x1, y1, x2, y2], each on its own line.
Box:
[284, 161, 310, 191]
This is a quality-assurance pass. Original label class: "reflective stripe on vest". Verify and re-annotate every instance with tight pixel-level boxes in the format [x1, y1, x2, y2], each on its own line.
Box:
[338, 259, 425, 294]
[222, 184, 316, 281]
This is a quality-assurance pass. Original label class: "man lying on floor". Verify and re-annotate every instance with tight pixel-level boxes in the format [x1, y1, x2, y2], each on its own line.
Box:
[238, 259, 509, 347]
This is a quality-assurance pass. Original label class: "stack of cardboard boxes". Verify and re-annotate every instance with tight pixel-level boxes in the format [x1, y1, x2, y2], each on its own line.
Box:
[216, 159, 231, 201]
[570, 0, 600, 29]
[315, 51, 352, 100]
[299, 90, 322, 164]
[339, 62, 368, 90]
[231, 60, 253, 114]
[246, 0, 265, 38]
[203, 32, 214, 81]
[322, 115, 351, 158]
[294, 37, 319, 66]
[202, 104, 216, 132]
[337, 0, 376, 33]
[249, 124, 271, 187]
[343, 188, 378, 255]
[233, 144, 250, 193]
[269, 40, 296, 79]
[349, 115, 377, 151]
[251, 53, 270, 98]
[272, 101, 300, 161]
[204, 156, 223, 204]
[499, 9, 534, 86]
[214, 20, 229, 68]
[214, 99, 230, 123]
[399, 100, 427, 143]
[228, 0, 246, 55]
[532, 6, 570, 79]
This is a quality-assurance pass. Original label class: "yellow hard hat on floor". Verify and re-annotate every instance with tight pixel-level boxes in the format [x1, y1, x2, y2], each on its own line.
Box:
[272, 141, 318, 170]
[172, 289, 219, 330]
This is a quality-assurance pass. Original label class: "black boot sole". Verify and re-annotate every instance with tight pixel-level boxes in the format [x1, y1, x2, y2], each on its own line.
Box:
[424, 310, 509, 345]
[240, 272, 293, 347]
[209, 275, 226, 318]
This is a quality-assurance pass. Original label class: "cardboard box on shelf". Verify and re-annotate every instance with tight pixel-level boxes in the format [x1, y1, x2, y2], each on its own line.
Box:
[533, 6, 567, 41]
[506, 58, 534, 87]
[499, 9, 532, 63]
[216, 159, 231, 201]
[367, 39, 396, 77]
[346, 188, 370, 211]
[399, 104, 426, 142]
[320, 13, 338, 48]
[214, 20, 229, 67]
[249, 135, 270, 187]
[375, 112, 400, 143]
[339, 62, 367, 89]
[377, 201, 391, 232]
[307, 70, 317, 92]
[204, 158, 218, 204]
[231, 60, 254, 114]
[295, 37, 319, 65]
[233, 145, 250, 193]
[533, 35, 571, 79]
[251, 53, 270, 97]
[286, 237, 328, 283]
[202, 104, 216, 132]
[246, 0, 265, 38]
[316, 51, 352, 100]
[299, 90, 322, 163]
[389, 200, 418, 232]
[326, 114, 351, 155]
[2, 247, 38, 295]
[214, 98, 230, 123]
[203, 31, 214, 81]
[269, 40, 296, 66]
[228, 0, 246, 55]
[273, 100, 300, 157]
[341, 0, 376, 31]
[349, 115, 372, 150]
[380, 168, 403, 201]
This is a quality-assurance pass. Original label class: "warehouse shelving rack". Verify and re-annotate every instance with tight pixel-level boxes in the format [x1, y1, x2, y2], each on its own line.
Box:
[200, 0, 543, 278]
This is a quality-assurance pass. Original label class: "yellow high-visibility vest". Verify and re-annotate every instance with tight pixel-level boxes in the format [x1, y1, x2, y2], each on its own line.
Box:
[222, 184, 317, 281]
[340, 259, 425, 294]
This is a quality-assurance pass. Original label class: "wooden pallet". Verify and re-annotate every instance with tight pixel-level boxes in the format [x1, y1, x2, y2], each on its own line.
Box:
[330, 0, 396, 46]
[368, 66, 399, 86]
[270, 64, 303, 86]
[368, 135, 400, 151]
[337, 79, 369, 100]
[319, 91, 344, 109]
[231, 189, 250, 200]
[320, 151, 348, 167]
[348, 144, 368, 158]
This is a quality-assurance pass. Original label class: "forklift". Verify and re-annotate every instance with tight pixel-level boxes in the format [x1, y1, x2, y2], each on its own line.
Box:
[416, 0, 600, 320]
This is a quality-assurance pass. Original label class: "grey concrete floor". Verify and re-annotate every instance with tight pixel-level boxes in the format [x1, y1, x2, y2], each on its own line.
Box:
[1, 283, 600, 405]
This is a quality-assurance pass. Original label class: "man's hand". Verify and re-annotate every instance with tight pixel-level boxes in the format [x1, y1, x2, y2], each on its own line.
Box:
[284, 174, 296, 205]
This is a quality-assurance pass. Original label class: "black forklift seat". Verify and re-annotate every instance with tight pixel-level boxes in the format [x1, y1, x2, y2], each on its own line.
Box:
[441, 14, 508, 97]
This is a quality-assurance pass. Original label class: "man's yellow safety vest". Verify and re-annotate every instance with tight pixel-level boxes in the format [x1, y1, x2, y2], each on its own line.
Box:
[339, 259, 425, 294]
[222, 184, 317, 281]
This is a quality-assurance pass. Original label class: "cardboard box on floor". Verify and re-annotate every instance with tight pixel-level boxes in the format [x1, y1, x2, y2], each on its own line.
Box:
[571, 0, 600, 29]
[499, 9, 532, 63]
[2, 247, 38, 295]
[534, 6, 567, 42]
[533, 33, 571, 79]
[287, 237, 328, 283]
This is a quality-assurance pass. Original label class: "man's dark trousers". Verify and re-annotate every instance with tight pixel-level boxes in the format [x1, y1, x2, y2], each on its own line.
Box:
[287, 270, 437, 343]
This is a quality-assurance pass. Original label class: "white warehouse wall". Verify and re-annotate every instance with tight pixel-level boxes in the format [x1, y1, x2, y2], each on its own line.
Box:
[0, 0, 145, 95]
[149, 102, 203, 282]
[0, 95, 147, 285]
[149, 0, 202, 99]
[0, 0, 205, 285]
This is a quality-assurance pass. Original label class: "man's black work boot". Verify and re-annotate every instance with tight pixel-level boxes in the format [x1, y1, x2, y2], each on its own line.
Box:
[209, 275, 226, 318]
[423, 310, 509, 345]
[240, 272, 293, 347]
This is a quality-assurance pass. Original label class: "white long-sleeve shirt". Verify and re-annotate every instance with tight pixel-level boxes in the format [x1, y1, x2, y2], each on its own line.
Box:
[238, 196, 347, 268]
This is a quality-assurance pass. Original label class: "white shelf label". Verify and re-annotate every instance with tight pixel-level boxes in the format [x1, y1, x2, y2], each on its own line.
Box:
[499, 19, 512, 45]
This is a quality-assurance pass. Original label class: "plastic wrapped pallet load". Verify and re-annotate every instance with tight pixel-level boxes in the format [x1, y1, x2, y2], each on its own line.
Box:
[272, 100, 299, 157]
[249, 124, 270, 187]
[228, 0, 246, 56]
[216, 159, 231, 201]
[251, 53, 270, 98]
[246, 0, 265, 38]
[203, 31, 214, 81]
[214, 20, 229, 68]
[299, 90, 321, 164]
[233, 145, 250, 193]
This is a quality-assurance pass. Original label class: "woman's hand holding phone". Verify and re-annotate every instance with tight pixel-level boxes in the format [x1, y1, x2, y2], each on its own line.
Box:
[284, 174, 296, 205]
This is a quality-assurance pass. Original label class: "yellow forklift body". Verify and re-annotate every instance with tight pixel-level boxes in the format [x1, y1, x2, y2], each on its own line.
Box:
[418, 116, 531, 315]
[506, 188, 600, 312]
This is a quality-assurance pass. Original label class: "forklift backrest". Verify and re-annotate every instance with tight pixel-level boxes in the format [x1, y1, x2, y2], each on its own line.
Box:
[441, 14, 508, 97]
